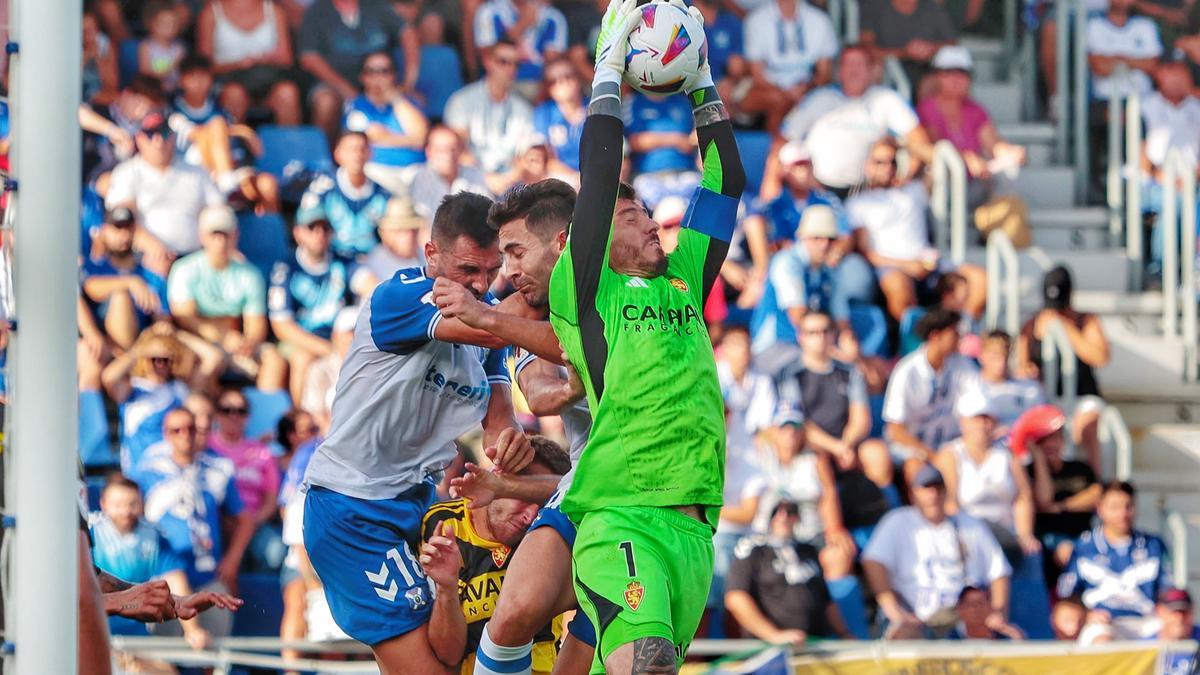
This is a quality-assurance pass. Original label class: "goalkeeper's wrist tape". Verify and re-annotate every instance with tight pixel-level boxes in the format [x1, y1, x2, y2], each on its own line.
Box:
[589, 80, 622, 114]
[687, 85, 721, 111]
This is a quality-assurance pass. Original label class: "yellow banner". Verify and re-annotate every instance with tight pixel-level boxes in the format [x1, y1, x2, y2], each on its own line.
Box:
[792, 649, 1159, 675]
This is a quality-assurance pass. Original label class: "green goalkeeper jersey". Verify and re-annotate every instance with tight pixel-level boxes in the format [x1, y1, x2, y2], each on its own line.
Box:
[547, 114, 743, 529]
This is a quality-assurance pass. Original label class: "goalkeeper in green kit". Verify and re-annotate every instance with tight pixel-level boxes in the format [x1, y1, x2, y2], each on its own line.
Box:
[546, 0, 745, 671]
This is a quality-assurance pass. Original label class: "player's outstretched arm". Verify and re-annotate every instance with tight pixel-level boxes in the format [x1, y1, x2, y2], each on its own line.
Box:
[569, 0, 642, 308]
[431, 277, 564, 363]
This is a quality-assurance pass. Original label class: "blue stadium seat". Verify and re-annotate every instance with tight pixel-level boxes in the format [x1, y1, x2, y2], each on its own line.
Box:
[237, 212, 291, 281]
[415, 45, 464, 120]
[85, 474, 107, 512]
[254, 125, 334, 180]
[79, 389, 118, 469]
[230, 572, 284, 637]
[849, 303, 890, 359]
[242, 387, 293, 442]
[733, 130, 772, 200]
[117, 39, 141, 88]
[898, 306, 927, 357]
[868, 392, 886, 439]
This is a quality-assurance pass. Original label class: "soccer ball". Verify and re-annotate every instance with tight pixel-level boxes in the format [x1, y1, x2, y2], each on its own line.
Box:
[622, 1, 707, 96]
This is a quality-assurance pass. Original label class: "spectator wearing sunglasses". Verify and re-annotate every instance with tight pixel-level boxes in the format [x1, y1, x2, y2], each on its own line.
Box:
[81, 207, 169, 352]
[533, 56, 586, 173]
[472, 0, 568, 98]
[343, 50, 429, 196]
[445, 38, 534, 175]
[209, 389, 285, 573]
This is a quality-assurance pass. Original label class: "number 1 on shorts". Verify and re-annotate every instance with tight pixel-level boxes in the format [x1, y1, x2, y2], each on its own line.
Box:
[619, 540, 636, 577]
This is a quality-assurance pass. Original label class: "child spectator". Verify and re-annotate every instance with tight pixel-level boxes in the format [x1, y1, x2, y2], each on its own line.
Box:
[977, 330, 1046, 438]
[139, 0, 187, 92]
[948, 586, 1024, 640]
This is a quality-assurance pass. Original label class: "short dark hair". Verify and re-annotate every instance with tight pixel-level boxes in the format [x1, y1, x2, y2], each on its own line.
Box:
[433, 192, 498, 248]
[529, 435, 571, 476]
[277, 408, 309, 451]
[841, 43, 875, 64]
[179, 54, 213, 75]
[125, 74, 166, 105]
[936, 271, 967, 299]
[1101, 480, 1136, 499]
[142, 0, 176, 24]
[335, 130, 369, 149]
[361, 50, 395, 72]
[957, 585, 988, 603]
[983, 329, 1011, 348]
[488, 179, 576, 241]
[491, 37, 519, 52]
[915, 308, 961, 341]
[103, 472, 141, 494]
[617, 182, 638, 202]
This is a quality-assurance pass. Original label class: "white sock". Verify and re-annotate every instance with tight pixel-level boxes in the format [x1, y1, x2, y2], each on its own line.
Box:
[473, 624, 534, 675]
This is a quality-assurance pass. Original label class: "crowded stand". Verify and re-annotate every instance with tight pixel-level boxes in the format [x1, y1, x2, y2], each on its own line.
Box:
[32, 0, 1197, 671]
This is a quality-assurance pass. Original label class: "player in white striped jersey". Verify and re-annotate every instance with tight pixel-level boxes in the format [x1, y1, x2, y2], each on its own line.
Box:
[432, 179, 596, 675]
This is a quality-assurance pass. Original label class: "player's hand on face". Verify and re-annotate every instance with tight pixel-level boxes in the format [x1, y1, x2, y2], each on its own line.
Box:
[175, 590, 244, 619]
[419, 521, 464, 589]
[449, 462, 499, 508]
[112, 580, 178, 622]
[431, 277, 490, 328]
[490, 427, 534, 474]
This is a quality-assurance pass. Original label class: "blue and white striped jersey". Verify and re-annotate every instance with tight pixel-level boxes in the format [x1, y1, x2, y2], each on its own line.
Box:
[1057, 526, 1170, 619]
[303, 267, 511, 500]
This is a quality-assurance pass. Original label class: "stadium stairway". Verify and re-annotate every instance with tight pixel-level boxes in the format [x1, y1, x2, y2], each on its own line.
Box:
[960, 36, 1200, 598]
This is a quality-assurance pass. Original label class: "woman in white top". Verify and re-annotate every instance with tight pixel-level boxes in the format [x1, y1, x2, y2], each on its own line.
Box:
[196, 0, 302, 125]
[935, 389, 1040, 559]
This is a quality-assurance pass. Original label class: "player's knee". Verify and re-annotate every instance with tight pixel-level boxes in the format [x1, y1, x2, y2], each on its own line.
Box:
[487, 592, 543, 645]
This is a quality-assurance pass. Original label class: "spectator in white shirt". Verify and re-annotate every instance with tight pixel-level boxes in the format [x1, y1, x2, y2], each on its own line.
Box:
[847, 136, 987, 321]
[471, 0, 568, 99]
[882, 308, 980, 483]
[781, 45, 934, 196]
[106, 112, 225, 276]
[738, 0, 838, 133]
[977, 330, 1045, 439]
[408, 125, 493, 219]
[1086, 0, 1162, 101]
[863, 464, 1014, 639]
[444, 38, 534, 175]
[1140, 61, 1200, 275]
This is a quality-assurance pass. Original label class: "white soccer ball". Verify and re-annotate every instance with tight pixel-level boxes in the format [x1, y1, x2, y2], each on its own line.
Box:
[622, 1, 707, 96]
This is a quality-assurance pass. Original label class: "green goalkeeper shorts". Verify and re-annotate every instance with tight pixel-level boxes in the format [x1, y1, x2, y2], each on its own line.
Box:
[572, 506, 714, 674]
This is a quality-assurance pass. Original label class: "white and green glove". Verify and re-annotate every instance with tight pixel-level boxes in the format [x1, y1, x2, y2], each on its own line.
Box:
[592, 0, 641, 94]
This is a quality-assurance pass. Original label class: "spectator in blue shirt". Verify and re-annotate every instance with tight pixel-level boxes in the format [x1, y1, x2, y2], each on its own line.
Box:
[691, 0, 743, 80]
[343, 50, 429, 195]
[1059, 481, 1171, 642]
[91, 474, 215, 648]
[625, 92, 699, 209]
[298, 0, 420, 138]
[81, 207, 169, 351]
[136, 407, 256, 602]
[298, 131, 393, 258]
[532, 56, 586, 172]
[472, 0, 568, 95]
[269, 205, 373, 402]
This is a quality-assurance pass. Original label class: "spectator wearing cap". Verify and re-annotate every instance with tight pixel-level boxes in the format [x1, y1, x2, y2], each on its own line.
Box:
[409, 125, 493, 219]
[298, 0, 419, 139]
[781, 45, 934, 197]
[862, 464, 1015, 640]
[753, 205, 875, 364]
[342, 50, 429, 196]
[860, 0, 957, 88]
[625, 91, 699, 210]
[167, 205, 285, 392]
[105, 112, 226, 275]
[848, 136, 987, 322]
[81, 207, 169, 351]
[363, 198, 428, 286]
[882, 308, 980, 483]
[739, 0, 838, 133]
[533, 56, 587, 172]
[269, 206, 373, 403]
[102, 327, 223, 475]
[1016, 265, 1110, 472]
[1139, 61, 1200, 278]
[948, 586, 1024, 640]
[918, 46, 1027, 204]
[298, 131, 392, 259]
[1086, 0, 1162, 102]
[444, 38, 535, 175]
[1019, 404, 1101, 573]
[977, 330, 1045, 441]
[724, 499, 857, 645]
[776, 310, 897, 524]
[301, 305, 361, 432]
[1154, 589, 1200, 642]
[1060, 482, 1171, 642]
[471, 0, 568, 96]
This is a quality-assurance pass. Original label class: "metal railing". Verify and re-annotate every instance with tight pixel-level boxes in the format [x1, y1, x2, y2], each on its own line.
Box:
[1054, 0, 1070, 162]
[985, 230, 1021, 336]
[1071, 0, 1089, 204]
[1097, 405, 1132, 482]
[1105, 68, 1128, 241]
[1165, 510, 1189, 588]
[827, 0, 860, 43]
[882, 56, 912, 102]
[1040, 318, 1079, 456]
[1002, 0, 1018, 79]
[1160, 149, 1198, 381]
[931, 140, 969, 265]
[1125, 90, 1144, 290]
